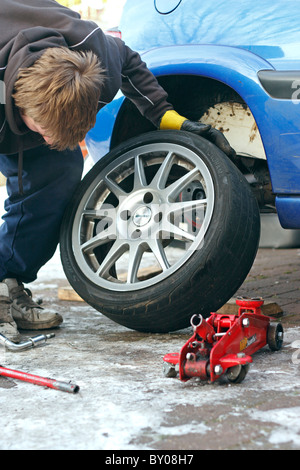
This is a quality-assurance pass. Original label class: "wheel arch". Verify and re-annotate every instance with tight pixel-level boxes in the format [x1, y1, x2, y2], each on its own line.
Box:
[111, 45, 273, 159]
[87, 44, 274, 161]
[86, 45, 279, 211]
[111, 74, 267, 162]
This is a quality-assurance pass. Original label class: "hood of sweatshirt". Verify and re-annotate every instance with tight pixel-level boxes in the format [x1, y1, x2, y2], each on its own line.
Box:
[0, 0, 110, 154]
[0, 0, 171, 156]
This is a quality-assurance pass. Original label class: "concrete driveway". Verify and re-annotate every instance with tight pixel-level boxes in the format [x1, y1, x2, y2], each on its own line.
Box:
[0, 246, 300, 451]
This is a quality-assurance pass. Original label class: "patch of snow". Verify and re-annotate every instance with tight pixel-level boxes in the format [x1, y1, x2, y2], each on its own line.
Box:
[248, 407, 300, 447]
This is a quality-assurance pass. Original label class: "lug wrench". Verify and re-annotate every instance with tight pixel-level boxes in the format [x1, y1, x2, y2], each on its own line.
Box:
[0, 332, 55, 352]
[0, 333, 80, 394]
[0, 366, 80, 393]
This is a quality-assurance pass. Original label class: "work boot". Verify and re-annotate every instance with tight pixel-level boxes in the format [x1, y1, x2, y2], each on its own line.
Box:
[2, 279, 63, 330]
[0, 282, 21, 342]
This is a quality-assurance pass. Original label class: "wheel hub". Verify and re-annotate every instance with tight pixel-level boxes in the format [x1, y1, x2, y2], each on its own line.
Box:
[132, 206, 152, 227]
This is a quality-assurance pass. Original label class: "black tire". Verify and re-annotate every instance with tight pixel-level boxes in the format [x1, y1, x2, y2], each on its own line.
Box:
[60, 130, 260, 333]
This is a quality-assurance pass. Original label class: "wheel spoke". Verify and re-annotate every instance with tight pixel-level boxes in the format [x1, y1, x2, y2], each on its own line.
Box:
[133, 154, 147, 189]
[80, 224, 117, 253]
[96, 239, 128, 278]
[168, 198, 208, 214]
[163, 167, 199, 201]
[104, 175, 128, 199]
[147, 238, 170, 271]
[151, 151, 175, 189]
[160, 217, 196, 242]
[82, 205, 116, 220]
[127, 243, 145, 283]
[82, 209, 103, 220]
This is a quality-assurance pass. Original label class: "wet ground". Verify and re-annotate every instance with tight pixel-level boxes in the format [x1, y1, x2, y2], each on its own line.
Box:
[0, 247, 300, 451]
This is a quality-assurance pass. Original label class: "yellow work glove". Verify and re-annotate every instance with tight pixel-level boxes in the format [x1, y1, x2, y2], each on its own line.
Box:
[159, 110, 235, 158]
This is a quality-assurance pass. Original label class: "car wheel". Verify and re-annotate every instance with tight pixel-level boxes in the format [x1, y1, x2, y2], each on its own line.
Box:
[60, 130, 260, 333]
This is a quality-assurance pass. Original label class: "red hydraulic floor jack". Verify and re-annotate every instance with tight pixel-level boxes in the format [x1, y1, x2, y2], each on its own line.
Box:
[163, 297, 284, 384]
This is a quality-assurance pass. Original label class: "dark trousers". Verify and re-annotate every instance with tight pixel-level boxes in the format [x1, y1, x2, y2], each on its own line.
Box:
[0, 145, 83, 283]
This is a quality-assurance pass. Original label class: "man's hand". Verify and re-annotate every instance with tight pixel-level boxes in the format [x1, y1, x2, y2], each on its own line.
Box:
[181, 119, 235, 158]
[159, 110, 236, 158]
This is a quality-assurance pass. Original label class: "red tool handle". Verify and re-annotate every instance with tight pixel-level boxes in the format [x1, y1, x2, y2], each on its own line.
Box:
[0, 366, 80, 394]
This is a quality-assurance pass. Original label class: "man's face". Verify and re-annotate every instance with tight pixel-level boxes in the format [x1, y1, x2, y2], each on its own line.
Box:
[21, 114, 54, 146]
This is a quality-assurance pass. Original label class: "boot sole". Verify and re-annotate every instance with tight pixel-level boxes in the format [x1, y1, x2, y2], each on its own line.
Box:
[15, 316, 63, 330]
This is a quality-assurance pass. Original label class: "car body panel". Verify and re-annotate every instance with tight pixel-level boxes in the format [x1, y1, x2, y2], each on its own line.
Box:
[276, 196, 300, 229]
[86, 0, 300, 229]
[120, 0, 300, 70]
[86, 95, 124, 161]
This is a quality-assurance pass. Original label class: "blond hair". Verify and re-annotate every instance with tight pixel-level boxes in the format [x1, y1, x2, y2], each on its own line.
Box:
[13, 47, 105, 151]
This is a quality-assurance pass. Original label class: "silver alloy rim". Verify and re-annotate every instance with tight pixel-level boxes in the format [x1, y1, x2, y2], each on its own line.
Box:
[72, 142, 215, 291]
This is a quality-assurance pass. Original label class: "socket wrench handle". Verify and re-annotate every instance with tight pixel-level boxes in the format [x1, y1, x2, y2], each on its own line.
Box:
[0, 333, 55, 351]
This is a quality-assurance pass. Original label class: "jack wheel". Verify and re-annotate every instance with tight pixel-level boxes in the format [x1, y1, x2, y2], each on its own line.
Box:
[267, 323, 284, 351]
[226, 364, 250, 384]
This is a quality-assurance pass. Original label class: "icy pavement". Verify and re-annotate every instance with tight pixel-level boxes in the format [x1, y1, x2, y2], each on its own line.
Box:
[1, 185, 300, 450]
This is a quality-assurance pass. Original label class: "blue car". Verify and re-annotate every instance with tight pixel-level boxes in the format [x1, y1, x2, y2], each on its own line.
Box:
[60, 0, 300, 332]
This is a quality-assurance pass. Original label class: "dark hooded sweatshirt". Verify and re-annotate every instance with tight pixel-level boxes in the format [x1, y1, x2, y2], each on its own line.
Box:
[0, 0, 172, 155]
